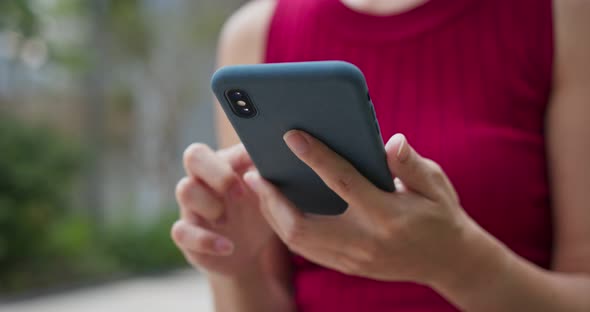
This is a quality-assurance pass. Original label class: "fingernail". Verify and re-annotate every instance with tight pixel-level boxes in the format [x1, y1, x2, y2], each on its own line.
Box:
[243, 171, 262, 192]
[395, 134, 410, 162]
[284, 131, 309, 155]
[214, 238, 234, 255]
[396, 135, 405, 157]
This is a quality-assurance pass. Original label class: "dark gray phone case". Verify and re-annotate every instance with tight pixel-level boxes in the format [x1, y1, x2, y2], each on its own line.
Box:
[212, 61, 394, 215]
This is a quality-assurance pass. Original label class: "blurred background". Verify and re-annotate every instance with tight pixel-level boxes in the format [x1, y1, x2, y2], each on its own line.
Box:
[0, 0, 244, 310]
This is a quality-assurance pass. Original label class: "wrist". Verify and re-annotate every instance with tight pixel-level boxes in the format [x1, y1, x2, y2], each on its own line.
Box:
[428, 217, 513, 299]
[208, 263, 293, 312]
[208, 263, 267, 287]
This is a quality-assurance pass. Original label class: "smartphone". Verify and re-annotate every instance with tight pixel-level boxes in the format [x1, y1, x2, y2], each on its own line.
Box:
[212, 61, 394, 215]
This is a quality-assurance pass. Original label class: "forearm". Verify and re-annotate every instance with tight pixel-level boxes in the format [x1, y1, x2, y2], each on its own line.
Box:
[209, 267, 295, 312]
[432, 219, 590, 312]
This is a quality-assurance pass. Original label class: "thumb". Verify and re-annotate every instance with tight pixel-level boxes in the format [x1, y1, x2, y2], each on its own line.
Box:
[385, 134, 454, 201]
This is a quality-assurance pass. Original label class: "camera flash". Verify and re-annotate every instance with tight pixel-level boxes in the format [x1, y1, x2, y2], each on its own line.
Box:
[237, 100, 247, 107]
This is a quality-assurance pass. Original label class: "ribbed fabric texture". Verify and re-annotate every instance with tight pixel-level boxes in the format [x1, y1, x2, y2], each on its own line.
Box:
[264, 0, 554, 311]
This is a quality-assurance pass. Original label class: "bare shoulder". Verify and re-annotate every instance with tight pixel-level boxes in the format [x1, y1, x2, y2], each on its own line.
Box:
[548, 0, 590, 272]
[215, 0, 277, 147]
[218, 0, 277, 65]
[553, 0, 590, 88]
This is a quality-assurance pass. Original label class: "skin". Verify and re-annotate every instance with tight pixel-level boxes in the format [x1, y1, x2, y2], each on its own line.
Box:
[172, 0, 590, 311]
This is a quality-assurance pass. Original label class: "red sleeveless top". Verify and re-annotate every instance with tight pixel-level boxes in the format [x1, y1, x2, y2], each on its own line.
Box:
[264, 0, 554, 311]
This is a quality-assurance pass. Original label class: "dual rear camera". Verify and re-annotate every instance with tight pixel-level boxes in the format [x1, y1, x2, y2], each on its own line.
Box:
[225, 89, 257, 118]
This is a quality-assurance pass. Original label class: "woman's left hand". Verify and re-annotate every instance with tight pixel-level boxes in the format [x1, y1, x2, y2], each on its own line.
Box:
[243, 130, 480, 286]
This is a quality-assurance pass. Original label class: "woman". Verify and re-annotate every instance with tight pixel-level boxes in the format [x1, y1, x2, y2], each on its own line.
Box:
[172, 0, 590, 311]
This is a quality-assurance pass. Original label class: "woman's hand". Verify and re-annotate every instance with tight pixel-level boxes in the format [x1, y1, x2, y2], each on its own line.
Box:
[243, 130, 479, 286]
[172, 143, 282, 279]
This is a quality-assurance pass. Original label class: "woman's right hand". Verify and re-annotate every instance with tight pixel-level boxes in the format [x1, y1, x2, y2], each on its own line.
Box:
[171, 143, 280, 278]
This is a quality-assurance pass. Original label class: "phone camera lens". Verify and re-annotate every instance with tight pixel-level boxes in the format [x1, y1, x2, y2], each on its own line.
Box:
[229, 90, 243, 100]
[225, 89, 257, 118]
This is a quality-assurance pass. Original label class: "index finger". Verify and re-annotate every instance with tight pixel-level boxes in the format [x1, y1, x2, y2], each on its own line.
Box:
[283, 130, 384, 209]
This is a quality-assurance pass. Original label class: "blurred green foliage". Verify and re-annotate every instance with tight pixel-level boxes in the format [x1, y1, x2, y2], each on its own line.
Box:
[0, 116, 81, 278]
[0, 0, 38, 37]
[0, 117, 185, 295]
[109, 0, 149, 58]
[102, 212, 186, 273]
